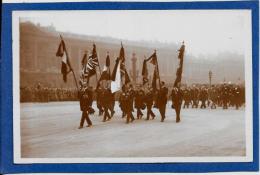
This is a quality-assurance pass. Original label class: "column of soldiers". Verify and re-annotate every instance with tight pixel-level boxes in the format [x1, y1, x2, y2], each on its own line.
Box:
[77, 81, 245, 128]
[20, 84, 78, 102]
[180, 83, 245, 110]
[19, 81, 245, 128]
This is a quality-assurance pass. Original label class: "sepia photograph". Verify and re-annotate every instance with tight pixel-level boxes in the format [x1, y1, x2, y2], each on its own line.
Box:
[12, 9, 253, 163]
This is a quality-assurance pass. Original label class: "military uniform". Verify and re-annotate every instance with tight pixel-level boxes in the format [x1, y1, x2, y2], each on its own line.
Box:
[183, 88, 191, 108]
[222, 85, 229, 109]
[79, 88, 93, 128]
[171, 87, 183, 123]
[145, 88, 155, 120]
[121, 90, 135, 124]
[95, 87, 104, 116]
[134, 89, 145, 119]
[191, 87, 199, 108]
[101, 88, 112, 122]
[199, 88, 208, 109]
[157, 86, 168, 122]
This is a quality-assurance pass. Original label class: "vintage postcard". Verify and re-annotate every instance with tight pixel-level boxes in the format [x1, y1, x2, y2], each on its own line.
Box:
[1, 0, 259, 174]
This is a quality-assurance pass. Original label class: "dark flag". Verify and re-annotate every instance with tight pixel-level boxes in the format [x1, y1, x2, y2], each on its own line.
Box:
[147, 51, 160, 89]
[119, 43, 126, 75]
[148, 52, 157, 65]
[99, 53, 111, 81]
[118, 43, 131, 85]
[174, 42, 185, 87]
[152, 62, 160, 89]
[141, 59, 148, 85]
[81, 52, 88, 77]
[83, 44, 99, 78]
[56, 39, 72, 82]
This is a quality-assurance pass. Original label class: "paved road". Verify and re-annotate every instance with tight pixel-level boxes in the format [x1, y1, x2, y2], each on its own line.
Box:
[20, 102, 245, 158]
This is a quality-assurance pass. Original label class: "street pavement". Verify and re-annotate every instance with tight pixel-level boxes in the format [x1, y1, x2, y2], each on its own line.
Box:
[20, 102, 245, 158]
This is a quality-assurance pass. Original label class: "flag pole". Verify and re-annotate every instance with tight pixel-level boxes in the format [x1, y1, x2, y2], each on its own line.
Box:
[154, 50, 161, 90]
[60, 35, 79, 90]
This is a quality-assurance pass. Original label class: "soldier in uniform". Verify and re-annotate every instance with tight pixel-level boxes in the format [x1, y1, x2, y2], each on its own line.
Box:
[145, 86, 156, 120]
[199, 87, 208, 109]
[120, 85, 135, 124]
[183, 88, 191, 108]
[157, 81, 168, 122]
[171, 84, 183, 123]
[101, 86, 112, 122]
[233, 85, 241, 109]
[119, 85, 127, 118]
[191, 85, 199, 108]
[134, 85, 145, 119]
[209, 86, 217, 109]
[222, 83, 229, 109]
[95, 83, 104, 116]
[78, 86, 93, 129]
[128, 84, 135, 113]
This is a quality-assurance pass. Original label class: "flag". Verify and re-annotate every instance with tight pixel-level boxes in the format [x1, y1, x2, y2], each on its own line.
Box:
[111, 59, 121, 93]
[99, 53, 111, 81]
[111, 57, 120, 81]
[81, 52, 88, 76]
[56, 39, 72, 82]
[148, 52, 157, 65]
[119, 44, 126, 75]
[152, 67, 159, 89]
[141, 60, 148, 85]
[147, 51, 160, 89]
[174, 42, 185, 87]
[119, 43, 125, 62]
[178, 43, 185, 59]
[118, 43, 131, 85]
[84, 44, 99, 78]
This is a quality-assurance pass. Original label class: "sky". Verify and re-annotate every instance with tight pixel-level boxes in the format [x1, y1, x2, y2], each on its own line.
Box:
[20, 10, 251, 56]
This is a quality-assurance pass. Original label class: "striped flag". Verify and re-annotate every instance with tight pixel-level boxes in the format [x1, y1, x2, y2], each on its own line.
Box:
[83, 44, 99, 78]
[56, 39, 72, 82]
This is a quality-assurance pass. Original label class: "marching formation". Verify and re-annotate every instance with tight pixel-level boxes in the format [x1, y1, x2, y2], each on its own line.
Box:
[77, 81, 245, 128]
[51, 37, 244, 129]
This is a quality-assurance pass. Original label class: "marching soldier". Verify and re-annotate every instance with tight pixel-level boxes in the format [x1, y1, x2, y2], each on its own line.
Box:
[101, 86, 112, 122]
[128, 84, 135, 113]
[171, 84, 183, 123]
[233, 85, 242, 109]
[191, 85, 199, 108]
[222, 83, 229, 109]
[209, 86, 217, 109]
[183, 88, 191, 108]
[145, 86, 155, 120]
[157, 81, 168, 122]
[134, 85, 145, 119]
[95, 84, 104, 116]
[120, 85, 135, 124]
[119, 85, 127, 118]
[200, 87, 208, 109]
[78, 86, 93, 129]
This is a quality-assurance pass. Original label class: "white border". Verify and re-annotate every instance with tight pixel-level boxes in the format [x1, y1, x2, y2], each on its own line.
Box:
[12, 10, 253, 164]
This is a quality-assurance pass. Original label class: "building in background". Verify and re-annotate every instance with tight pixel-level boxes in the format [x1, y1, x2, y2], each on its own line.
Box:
[20, 21, 245, 88]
